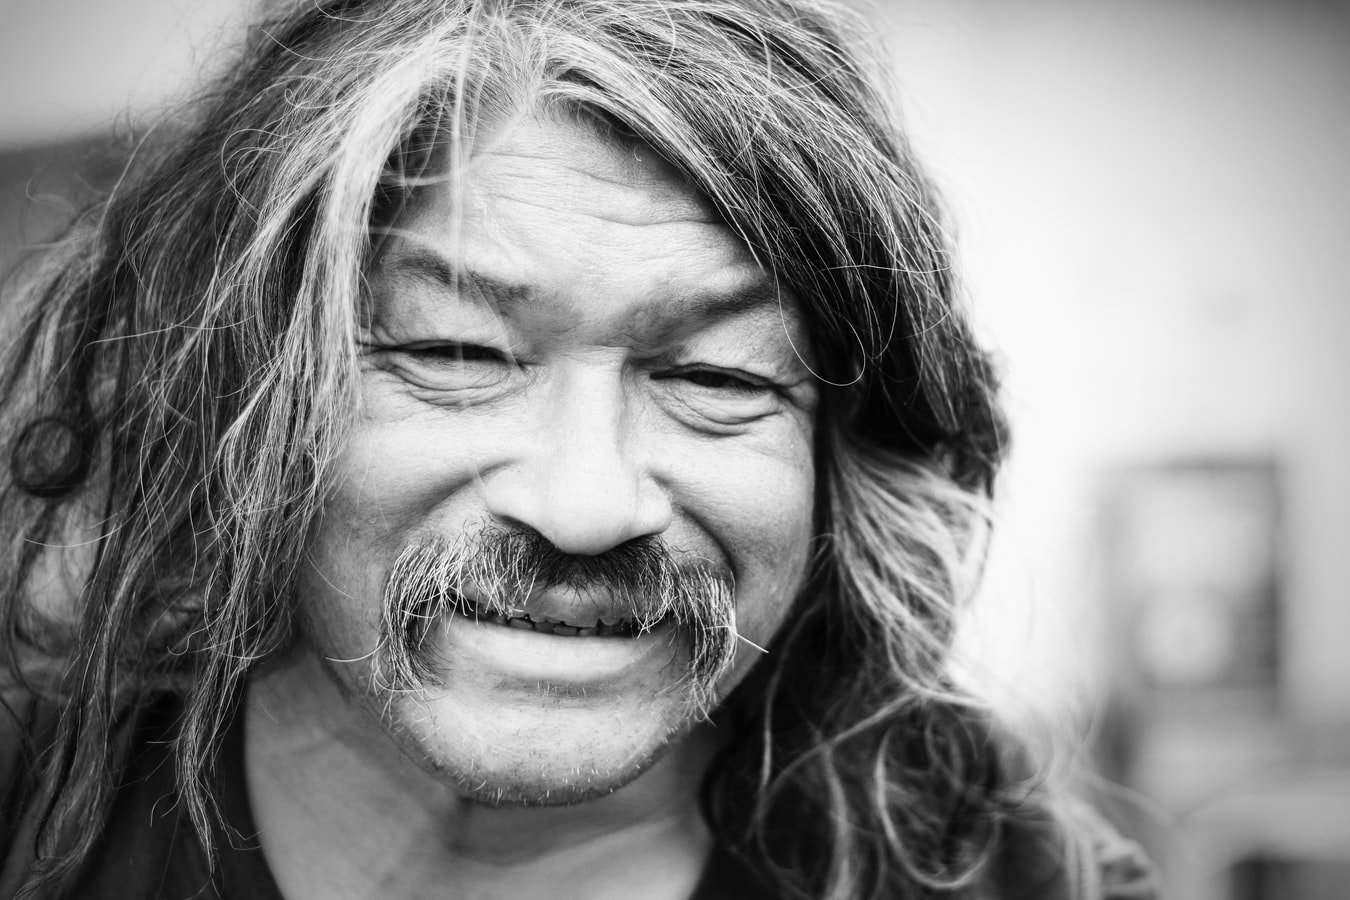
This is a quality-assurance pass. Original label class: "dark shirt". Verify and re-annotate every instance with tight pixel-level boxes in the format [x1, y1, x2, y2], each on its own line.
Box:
[1, 696, 1154, 899]
[65, 697, 776, 900]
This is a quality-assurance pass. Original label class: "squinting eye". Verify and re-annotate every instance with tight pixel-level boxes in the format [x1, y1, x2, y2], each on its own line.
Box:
[674, 369, 770, 394]
[653, 367, 772, 396]
[375, 341, 518, 395]
[653, 365, 782, 428]
[403, 343, 508, 365]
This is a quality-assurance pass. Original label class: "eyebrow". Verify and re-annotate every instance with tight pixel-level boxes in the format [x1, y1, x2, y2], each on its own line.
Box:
[383, 248, 532, 307]
[381, 246, 789, 322]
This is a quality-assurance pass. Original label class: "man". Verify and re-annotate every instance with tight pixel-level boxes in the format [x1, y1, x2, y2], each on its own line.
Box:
[0, 0, 1154, 897]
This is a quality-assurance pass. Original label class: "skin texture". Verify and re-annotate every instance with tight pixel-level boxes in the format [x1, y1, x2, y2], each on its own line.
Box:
[245, 112, 819, 899]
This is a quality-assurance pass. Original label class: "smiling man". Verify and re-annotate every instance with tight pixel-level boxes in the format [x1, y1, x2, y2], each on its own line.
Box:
[0, 1, 1153, 898]
[296, 113, 816, 798]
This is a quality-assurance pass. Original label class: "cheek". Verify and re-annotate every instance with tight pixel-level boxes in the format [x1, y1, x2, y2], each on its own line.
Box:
[298, 400, 518, 652]
[297, 503, 383, 659]
[674, 434, 816, 643]
[339, 373, 543, 511]
[320, 400, 500, 533]
[296, 426, 431, 657]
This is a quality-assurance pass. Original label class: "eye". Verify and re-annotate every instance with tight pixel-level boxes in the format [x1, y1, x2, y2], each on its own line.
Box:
[665, 367, 772, 394]
[651, 365, 784, 429]
[402, 343, 508, 365]
[367, 340, 519, 396]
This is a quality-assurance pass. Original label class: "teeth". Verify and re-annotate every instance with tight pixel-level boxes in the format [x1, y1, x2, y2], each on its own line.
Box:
[565, 615, 600, 628]
[451, 598, 642, 637]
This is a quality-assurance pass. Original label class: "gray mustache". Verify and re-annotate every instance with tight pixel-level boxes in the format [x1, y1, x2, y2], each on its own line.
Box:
[376, 529, 740, 716]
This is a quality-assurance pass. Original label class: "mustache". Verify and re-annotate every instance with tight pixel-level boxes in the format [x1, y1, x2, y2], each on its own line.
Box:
[376, 528, 739, 716]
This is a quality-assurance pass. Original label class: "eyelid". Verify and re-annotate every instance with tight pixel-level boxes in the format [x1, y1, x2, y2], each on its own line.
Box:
[362, 339, 521, 399]
[659, 364, 775, 386]
[401, 341, 517, 363]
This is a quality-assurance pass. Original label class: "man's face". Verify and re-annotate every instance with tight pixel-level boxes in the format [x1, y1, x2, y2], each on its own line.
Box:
[296, 113, 818, 804]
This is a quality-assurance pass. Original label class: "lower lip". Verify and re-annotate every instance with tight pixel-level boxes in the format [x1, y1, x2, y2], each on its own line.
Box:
[440, 609, 679, 686]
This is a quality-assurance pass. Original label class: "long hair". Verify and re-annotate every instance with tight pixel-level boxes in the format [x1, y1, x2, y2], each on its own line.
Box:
[1, 1, 1071, 896]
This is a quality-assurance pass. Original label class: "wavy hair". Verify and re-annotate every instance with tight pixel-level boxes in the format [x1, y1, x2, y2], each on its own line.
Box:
[1, 0, 1077, 897]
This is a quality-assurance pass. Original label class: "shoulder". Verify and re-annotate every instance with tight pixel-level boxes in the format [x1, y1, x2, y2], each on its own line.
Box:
[1063, 800, 1159, 900]
[0, 691, 198, 899]
[0, 686, 51, 900]
[978, 795, 1158, 900]
[0, 685, 48, 820]
[0, 688, 29, 799]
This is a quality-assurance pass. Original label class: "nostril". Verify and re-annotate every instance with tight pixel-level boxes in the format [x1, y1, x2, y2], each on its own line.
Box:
[485, 461, 672, 557]
[483, 378, 673, 554]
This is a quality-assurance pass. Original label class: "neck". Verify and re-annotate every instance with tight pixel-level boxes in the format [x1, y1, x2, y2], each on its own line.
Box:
[244, 648, 716, 900]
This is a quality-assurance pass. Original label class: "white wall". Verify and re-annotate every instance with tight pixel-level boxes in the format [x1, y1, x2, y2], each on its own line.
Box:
[0, 0, 255, 149]
[868, 0, 1350, 728]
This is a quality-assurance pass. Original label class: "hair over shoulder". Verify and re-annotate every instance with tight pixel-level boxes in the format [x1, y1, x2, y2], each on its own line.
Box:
[0, 2, 1112, 898]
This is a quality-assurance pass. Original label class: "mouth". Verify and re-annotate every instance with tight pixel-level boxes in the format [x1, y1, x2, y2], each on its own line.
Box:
[447, 593, 649, 637]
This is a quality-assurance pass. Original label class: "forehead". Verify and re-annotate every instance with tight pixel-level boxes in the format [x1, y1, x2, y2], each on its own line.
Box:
[378, 112, 803, 341]
[463, 112, 720, 226]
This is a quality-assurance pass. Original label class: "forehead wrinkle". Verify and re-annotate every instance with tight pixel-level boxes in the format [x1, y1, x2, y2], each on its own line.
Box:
[379, 245, 534, 311]
[475, 107, 705, 193]
[379, 241, 790, 334]
[485, 178, 716, 229]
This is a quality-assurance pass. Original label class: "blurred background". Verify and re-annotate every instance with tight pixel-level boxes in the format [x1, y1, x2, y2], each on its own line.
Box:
[2, 0, 1347, 896]
[866, 3, 1350, 898]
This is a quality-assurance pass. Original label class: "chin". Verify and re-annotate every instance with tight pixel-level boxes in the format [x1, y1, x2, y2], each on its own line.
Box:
[370, 678, 700, 807]
[434, 746, 667, 808]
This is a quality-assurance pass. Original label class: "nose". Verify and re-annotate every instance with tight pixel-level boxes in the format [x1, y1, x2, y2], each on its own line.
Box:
[484, 367, 673, 555]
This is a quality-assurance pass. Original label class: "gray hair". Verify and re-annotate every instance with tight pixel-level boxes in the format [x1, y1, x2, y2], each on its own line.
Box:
[0, 1, 1066, 897]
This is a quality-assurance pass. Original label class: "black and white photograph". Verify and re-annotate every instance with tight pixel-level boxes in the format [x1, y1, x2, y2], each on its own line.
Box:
[1, 1, 1346, 898]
